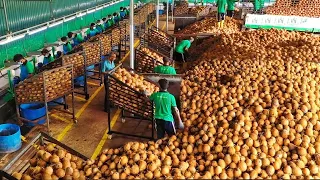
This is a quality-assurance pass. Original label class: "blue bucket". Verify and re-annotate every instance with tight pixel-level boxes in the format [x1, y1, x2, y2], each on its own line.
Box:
[20, 103, 46, 126]
[87, 65, 95, 76]
[0, 124, 22, 153]
[74, 76, 85, 86]
[48, 97, 65, 106]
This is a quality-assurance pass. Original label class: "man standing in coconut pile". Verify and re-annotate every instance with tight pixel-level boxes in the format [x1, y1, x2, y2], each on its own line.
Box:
[216, 0, 227, 28]
[173, 37, 194, 63]
[149, 79, 184, 139]
[154, 57, 177, 75]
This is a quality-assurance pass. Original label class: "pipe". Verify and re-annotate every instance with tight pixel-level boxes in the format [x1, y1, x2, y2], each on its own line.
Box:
[166, 0, 169, 32]
[129, 0, 134, 69]
[171, 0, 174, 22]
[2, 0, 10, 33]
[156, 0, 159, 28]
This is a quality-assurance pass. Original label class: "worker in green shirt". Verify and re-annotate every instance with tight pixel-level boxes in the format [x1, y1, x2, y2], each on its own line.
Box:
[227, 0, 236, 17]
[216, 0, 227, 28]
[68, 32, 84, 47]
[13, 54, 35, 81]
[41, 49, 54, 65]
[173, 37, 194, 62]
[61, 36, 73, 55]
[107, 14, 114, 27]
[86, 23, 100, 38]
[96, 20, 105, 33]
[149, 79, 184, 139]
[154, 57, 177, 75]
[124, 7, 129, 16]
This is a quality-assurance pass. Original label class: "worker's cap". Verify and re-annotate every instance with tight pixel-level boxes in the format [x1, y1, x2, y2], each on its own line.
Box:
[67, 32, 74, 38]
[41, 49, 50, 54]
[158, 79, 169, 90]
[13, 54, 24, 62]
[61, 36, 68, 41]
[163, 57, 171, 63]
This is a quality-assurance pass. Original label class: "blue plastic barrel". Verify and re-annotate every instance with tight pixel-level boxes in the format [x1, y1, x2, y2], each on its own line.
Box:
[0, 124, 22, 153]
[48, 97, 65, 106]
[74, 76, 85, 86]
[20, 103, 46, 126]
[87, 65, 95, 76]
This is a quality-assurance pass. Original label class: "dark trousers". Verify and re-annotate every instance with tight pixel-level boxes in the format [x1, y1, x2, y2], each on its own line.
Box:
[218, 13, 225, 21]
[156, 119, 176, 139]
[174, 51, 189, 62]
[227, 10, 234, 17]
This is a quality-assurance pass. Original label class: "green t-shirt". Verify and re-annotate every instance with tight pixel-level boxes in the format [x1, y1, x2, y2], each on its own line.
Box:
[150, 91, 177, 121]
[217, 0, 227, 13]
[125, 9, 130, 15]
[227, 0, 236, 10]
[76, 33, 84, 42]
[26, 61, 35, 74]
[175, 40, 191, 53]
[48, 55, 55, 63]
[154, 65, 177, 75]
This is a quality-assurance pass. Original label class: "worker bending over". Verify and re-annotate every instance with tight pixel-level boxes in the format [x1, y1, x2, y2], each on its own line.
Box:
[150, 79, 184, 139]
[67, 32, 84, 47]
[41, 49, 54, 65]
[13, 54, 35, 81]
[61, 37, 72, 55]
[227, 0, 236, 17]
[101, 52, 116, 72]
[216, 0, 227, 28]
[174, 37, 194, 62]
[154, 57, 176, 75]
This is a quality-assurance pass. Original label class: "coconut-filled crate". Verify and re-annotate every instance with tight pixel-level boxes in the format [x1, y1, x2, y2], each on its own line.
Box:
[135, 46, 175, 73]
[104, 64, 159, 140]
[15, 65, 76, 131]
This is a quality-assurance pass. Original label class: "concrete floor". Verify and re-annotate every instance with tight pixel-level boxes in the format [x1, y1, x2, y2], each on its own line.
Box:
[4, 18, 177, 161]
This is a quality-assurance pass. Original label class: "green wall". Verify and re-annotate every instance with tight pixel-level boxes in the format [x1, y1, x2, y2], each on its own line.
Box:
[0, 0, 129, 69]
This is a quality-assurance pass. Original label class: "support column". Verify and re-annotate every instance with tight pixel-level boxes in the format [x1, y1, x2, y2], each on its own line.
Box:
[129, 0, 134, 69]
[166, 0, 169, 32]
[156, 0, 159, 28]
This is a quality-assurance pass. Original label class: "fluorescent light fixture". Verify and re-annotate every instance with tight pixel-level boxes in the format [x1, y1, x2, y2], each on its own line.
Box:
[48, 20, 63, 28]
[77, 12, 87, 17]
[87, 9, 96, 14]
[96, 6, 103, 11]
[28, 26, 47, 35]
[64, 16, 76, 22]
[0, 34, 25, 45]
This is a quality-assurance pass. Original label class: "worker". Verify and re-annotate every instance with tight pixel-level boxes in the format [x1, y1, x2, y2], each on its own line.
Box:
[113, 12, 120, 25]
[101, 52, 116, 72]
[173, 37, 194, 62]
[96, 20, 105, 33]
[56, 51, 62, 59]
[149, 79, 184, 139]
[67, 32, 84, 47]
[107, 14, 114, 27]
[41, 49, 54, 65]
[102, 18, 109, 30]
[61, 36, 73, 55]
[216, 0, 227, 28]
[154, 57, 177, 75]
[13, 54, 35, 81]
[227, 0, 236, 17]
[124, 7, 129, 17]
[120, 7, 126, 19]
[86, 23, 100, 38]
